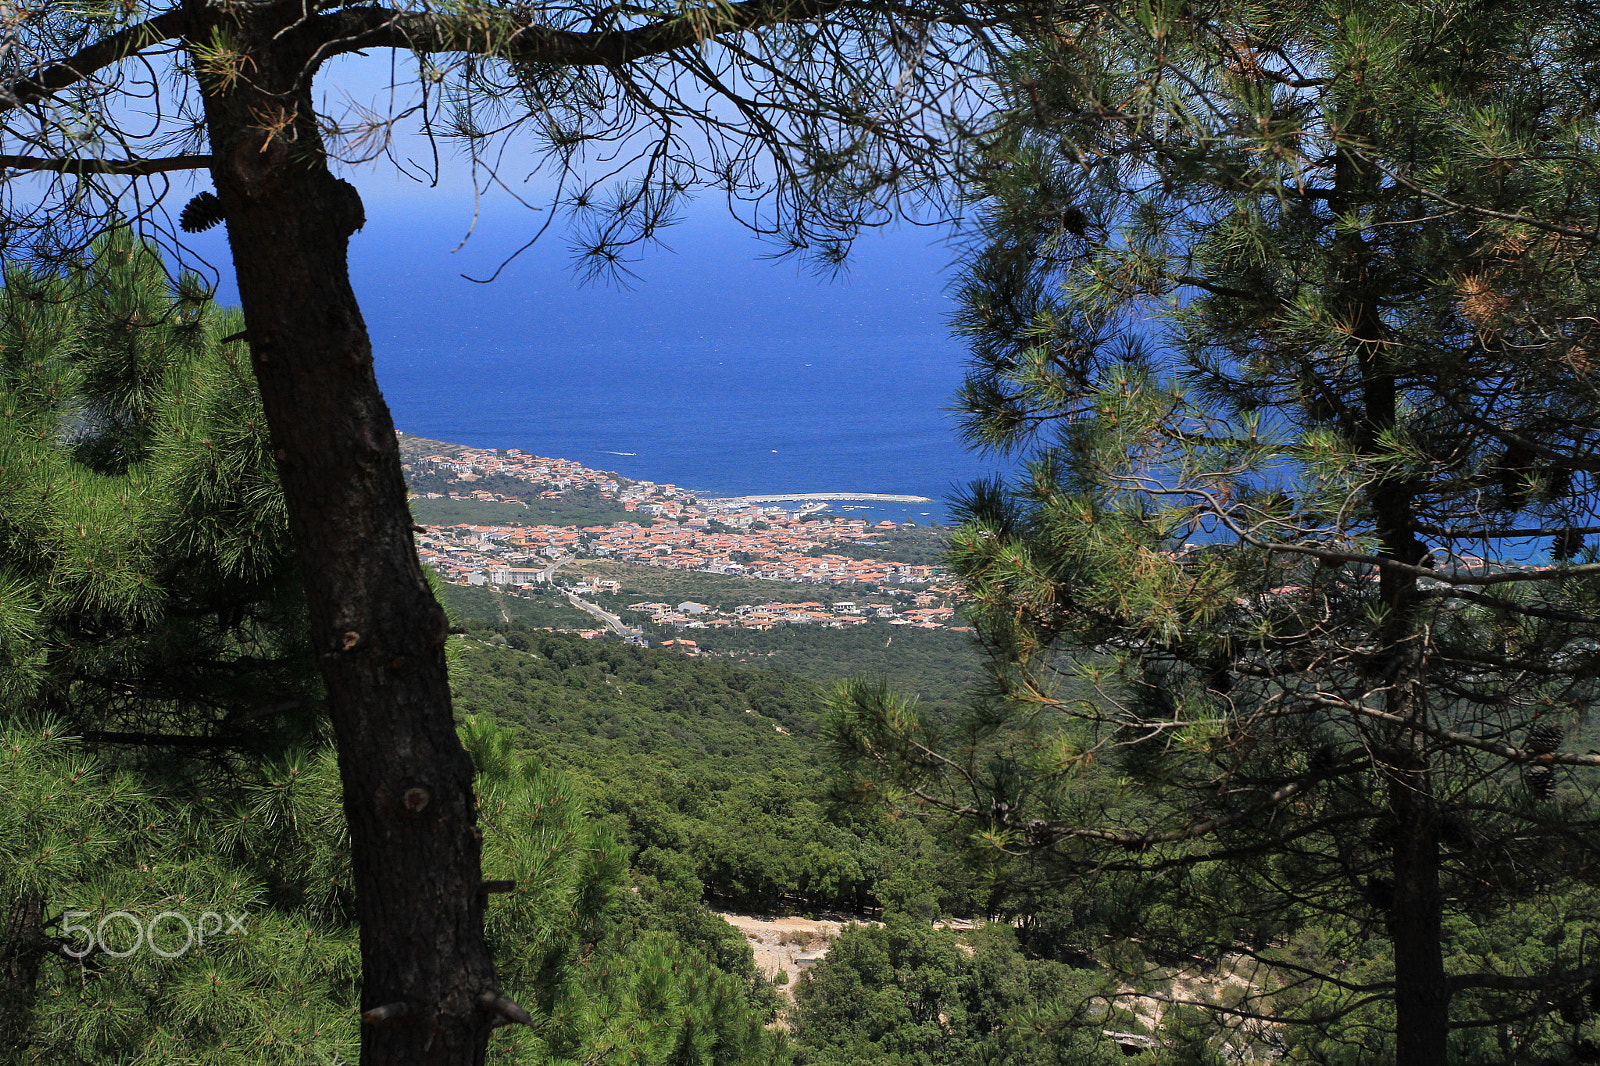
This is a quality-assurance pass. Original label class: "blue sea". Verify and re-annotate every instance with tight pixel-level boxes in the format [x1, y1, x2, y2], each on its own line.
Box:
[198, 187, 1005, 524]
[344, 204, 1002, 524]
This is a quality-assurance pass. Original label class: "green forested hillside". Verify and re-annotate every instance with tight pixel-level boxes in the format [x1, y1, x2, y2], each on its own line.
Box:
[445, 620, 971, 916]
[410, 490, 649, 528]
[441, 582, 602, 630]
[440, 575, 983, 706]
[638, 621, 981, 707]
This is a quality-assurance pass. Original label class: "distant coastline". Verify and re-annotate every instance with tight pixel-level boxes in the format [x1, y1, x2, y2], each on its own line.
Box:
[708, 492, 937, 504]
[398, 431, 944, 518]
[399, 432, 961, 646]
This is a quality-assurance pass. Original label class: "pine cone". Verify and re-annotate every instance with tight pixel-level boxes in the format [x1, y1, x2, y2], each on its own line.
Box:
[1524, 764, 1556, 799]
[1528, 720, 1565, 755]
[1438, 812, 1476, 852]
[179, 191, 224, 233]
[1308, 743, 1341, 774]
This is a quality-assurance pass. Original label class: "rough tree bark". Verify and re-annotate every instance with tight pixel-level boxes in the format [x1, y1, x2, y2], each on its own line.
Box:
[1387, 746, 1448, 1066]
[0, 891, 45, 1056]
[1338, 138, 1450, 1065]
[193, 14, 501, 1065]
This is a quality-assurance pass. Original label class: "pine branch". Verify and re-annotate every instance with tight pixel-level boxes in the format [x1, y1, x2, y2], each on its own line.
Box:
[0, 9, 193, 112]
[1416, 588, 1600, 628]
[1031, 762, 1365, 850]
[0, 154, 211, 175]
[1303, 692, 1600, 767]
[77, 730, 242, 750]
[1040, 806, 1387, 872]
[315, 0, 851, 67]
[1356, 151, 1600, 244]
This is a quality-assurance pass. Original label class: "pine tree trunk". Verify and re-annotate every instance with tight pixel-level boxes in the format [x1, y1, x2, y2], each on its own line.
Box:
[0, 891, 44, 1056]
[194, 24, 498, 1066]
[1388, 760, 1448, 1066]
[1333, 129, 1452, 1064]
[1366, 400, 1451, 1066]
[1366, 373, 1451, 1066]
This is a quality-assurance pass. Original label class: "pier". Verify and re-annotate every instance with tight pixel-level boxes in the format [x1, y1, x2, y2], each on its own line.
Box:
[710, 492, 935, 504]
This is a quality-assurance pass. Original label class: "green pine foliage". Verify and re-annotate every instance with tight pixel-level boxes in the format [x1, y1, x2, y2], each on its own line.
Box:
[791, 916, 1085, 1066]
[0, 228, 317, 750]
[830, 1, 1600, 1062]
[2, 717, 360, 1064]
[6, 710, 792, 1065]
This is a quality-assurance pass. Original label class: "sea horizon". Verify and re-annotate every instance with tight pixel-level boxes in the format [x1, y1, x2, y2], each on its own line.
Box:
[339, 208, 1003, 524]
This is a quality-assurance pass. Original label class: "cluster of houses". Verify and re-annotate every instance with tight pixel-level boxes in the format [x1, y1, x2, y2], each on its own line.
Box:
[406, 444, 711, 514]
[578, 516, 944, 584]
[403, 439, 960, 634]
[625, 598, 959, 632]
[415, 506, 951, 597]
[407, 447, 630, 499]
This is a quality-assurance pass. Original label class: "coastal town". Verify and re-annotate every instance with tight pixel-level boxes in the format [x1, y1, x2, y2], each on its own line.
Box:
[402, 440, 963, 639]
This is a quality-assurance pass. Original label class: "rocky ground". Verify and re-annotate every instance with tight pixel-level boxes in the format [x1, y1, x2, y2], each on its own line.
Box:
[712, 910, 861, 990]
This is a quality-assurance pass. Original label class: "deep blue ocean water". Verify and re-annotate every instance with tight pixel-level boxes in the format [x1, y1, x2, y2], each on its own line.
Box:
[331, 205, 1003, 523]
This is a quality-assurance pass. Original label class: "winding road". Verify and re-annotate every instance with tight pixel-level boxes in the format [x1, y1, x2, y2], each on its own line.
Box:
[563, 589, 641, 641]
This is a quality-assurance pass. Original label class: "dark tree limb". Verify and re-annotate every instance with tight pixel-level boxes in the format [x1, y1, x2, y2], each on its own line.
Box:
[311, 0, 850, 67]
[0, 8, 193, 112]
[1449, 965, 1600, 994]
[0, 154, 211, 174]
[0, 893, 45, 1055]
[1304, 692, 1600, 767]
[76, 731, 242, 750]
